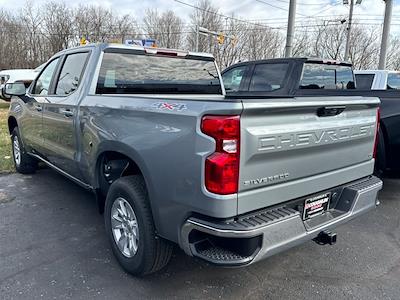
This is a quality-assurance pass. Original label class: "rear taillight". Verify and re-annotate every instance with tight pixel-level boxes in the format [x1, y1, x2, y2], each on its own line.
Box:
[373, 107, 380, 159]
[201, 115, 240, 195]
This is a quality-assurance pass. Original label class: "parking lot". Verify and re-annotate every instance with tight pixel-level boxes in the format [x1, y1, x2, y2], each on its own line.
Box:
[0, 169, 398, 299]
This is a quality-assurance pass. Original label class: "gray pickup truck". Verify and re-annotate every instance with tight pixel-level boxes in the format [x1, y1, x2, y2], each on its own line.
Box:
[6, 44, 382, 276]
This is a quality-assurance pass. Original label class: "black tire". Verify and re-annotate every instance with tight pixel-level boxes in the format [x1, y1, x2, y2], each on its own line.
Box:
[104, 175, 173, 276]
[11, 127, 37, 174]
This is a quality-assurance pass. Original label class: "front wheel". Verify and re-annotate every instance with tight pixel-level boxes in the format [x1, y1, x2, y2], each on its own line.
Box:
[11, 127, 37, 174]
[104, 175, 173, 276]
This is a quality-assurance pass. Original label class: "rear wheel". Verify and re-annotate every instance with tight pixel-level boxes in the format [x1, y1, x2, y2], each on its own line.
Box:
[11, 127, 37, 174]
[104, 175, 173, 276]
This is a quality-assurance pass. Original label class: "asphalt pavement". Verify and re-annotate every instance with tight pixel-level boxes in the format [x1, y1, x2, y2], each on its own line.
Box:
[0, 169, 399, 300]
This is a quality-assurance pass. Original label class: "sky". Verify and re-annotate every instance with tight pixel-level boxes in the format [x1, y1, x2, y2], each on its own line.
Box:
[1, 0, 400, 34]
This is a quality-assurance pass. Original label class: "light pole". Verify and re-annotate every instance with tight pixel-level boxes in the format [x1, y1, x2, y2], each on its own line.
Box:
[285, 0, 297, 58]
[378, 0, 393, 70]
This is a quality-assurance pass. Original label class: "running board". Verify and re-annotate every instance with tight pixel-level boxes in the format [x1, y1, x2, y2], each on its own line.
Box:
[28, 153, 93, 191]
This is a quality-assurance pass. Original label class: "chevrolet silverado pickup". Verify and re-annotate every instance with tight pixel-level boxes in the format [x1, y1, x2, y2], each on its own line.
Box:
[6, 46, 382, 276]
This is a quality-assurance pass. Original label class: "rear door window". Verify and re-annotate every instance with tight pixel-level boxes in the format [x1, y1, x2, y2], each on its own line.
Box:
[96, 52, 222, 94]
[56, 52, 89, 95]
[222, 66, 246, 92]
[355, 74, 375, 89]
[249, 63, 288, 92]
[300, 63, 355, 90]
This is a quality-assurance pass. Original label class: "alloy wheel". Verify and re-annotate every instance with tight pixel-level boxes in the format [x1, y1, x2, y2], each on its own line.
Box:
[111, 197, 140, 258]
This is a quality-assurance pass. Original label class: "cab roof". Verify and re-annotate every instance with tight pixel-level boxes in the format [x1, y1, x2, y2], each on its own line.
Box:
[224, 57, 352, 69]
[56, 43, 214, 60]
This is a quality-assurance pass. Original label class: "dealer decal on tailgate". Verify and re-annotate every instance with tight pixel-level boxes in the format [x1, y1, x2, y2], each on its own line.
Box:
[303, 192, 331, 220]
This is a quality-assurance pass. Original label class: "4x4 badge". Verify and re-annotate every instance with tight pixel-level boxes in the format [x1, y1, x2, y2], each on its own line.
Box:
[152, 102, 187, 111]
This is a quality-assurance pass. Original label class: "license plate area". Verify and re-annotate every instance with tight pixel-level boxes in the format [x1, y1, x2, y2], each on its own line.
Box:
[303, 192, 331, 220]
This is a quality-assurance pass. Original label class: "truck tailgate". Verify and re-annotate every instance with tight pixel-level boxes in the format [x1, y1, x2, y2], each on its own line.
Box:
[238, 96, 380, 214]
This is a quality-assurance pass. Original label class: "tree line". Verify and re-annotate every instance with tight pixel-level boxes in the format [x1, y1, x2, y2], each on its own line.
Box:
[0, 0, 399, 71]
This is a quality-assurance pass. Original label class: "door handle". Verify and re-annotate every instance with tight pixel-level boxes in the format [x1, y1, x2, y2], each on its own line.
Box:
[61, 109, 74, 117]
[35, 105, 42, 112]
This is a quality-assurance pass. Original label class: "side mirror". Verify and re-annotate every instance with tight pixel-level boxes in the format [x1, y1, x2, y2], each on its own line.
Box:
[4, 82, 26, 96]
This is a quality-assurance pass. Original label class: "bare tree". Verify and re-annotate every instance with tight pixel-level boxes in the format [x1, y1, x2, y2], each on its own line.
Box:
[88, 5, 113, 42]
[74, 5, 92, 42]
[214, 19, 249, 68]
[42, 1, 74, 55]
[113, 14, 138, 43]
[0, 0, 394, 71]
[143, 9, 184, 49]
[74, 5, 113, 43]
[386, 37, 400, 70]
[188, 0, 223, 53]
[18, 1, 44, 67]
[347, 26, 380, 69]
[0, 10, 30, 69]
[245, 24, 284, 60]
[312, 22, 347, 60]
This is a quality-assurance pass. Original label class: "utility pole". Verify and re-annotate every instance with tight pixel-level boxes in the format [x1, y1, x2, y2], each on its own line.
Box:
[378, 0, 393, 70]
[195, 25, 199, 52]
[344, 0, 354, 61]
[285, 0, 297, 58]
[343, 0, 363, 61]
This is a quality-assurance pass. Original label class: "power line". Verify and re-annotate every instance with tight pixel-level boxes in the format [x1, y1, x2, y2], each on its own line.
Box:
[4, 19, 394, 36]
[307, 1, 343, 18]
[254, 0, 313, 17]
[172, 0, 275, 29]
[264, 0, 335, 5]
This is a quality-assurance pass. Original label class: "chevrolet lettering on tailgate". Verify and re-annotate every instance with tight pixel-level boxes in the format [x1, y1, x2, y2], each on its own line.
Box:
[258, 123, 375, 152]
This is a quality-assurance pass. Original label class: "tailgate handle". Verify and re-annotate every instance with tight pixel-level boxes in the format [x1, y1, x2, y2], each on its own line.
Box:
[317, 106, 346, 117]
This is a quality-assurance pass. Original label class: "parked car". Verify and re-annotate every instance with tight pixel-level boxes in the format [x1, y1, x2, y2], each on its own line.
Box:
[222, 59, 400, 175]
[0, 67, 42, 100]
[351, 70, 400, 173]
[354, 70, 400, 90]
[6, 46, 382, 276]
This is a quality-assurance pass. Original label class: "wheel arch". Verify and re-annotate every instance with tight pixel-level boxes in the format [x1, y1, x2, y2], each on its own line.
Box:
[92, 142, 157, 220]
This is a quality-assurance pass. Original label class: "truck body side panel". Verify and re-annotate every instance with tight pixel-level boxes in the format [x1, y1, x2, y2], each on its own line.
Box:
[78, 95, 242, 242]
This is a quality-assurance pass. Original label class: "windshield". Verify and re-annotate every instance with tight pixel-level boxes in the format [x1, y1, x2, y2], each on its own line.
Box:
[96, 52, 222, 94]
[300, 63, 355, 90]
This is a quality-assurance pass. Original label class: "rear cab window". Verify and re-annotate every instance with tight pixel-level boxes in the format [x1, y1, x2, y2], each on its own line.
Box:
[355, 74, 375, 89]
[96, 50, 222, 95]
[249, 63, 289, 92]
[300, 63, 355, 90]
